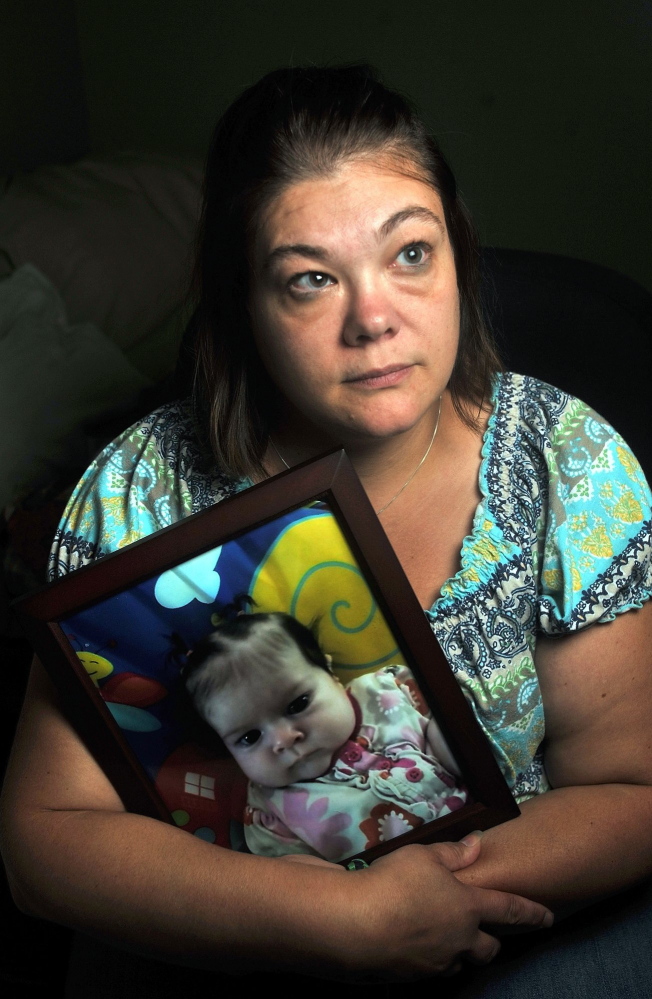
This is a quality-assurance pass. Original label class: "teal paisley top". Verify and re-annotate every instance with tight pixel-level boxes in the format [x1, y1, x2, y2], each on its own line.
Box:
[49, 373, 652, 802]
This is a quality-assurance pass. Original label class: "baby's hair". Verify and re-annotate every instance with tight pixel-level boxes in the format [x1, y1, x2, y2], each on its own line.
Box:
[182, 610, 330, 716]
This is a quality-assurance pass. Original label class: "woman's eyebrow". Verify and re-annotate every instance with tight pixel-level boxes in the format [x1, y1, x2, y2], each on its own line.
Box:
[264, 206, 444, 269]
[266, 243, 330, 268]
[378, 206, 445, 240]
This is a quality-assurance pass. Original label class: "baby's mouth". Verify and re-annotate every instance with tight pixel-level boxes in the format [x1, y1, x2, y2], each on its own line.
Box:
[292, 747, 328, 776]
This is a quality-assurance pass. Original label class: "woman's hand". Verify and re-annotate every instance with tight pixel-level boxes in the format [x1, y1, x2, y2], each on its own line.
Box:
[332, 833, 552, 981]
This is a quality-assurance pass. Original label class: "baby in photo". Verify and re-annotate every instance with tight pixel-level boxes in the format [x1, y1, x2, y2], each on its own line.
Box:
[182, 610, 467, 862]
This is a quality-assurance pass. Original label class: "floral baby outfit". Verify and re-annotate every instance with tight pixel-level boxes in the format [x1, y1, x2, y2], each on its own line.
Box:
[244, 665, 467, 861]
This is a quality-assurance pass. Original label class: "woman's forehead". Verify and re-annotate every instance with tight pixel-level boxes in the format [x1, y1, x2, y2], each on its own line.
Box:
[254, 158, 445, 262]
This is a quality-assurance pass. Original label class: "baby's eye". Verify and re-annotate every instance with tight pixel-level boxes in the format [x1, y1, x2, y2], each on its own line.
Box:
[289, 271, 334, 294]
[396, 242, 430, 267]
[238, 729, 261, 747]
[287, 693, 310, 715]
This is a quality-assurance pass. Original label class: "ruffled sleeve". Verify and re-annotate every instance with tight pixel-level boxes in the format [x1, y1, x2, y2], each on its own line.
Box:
[48, 400, 247, 580]
[537, 398, 652, 632]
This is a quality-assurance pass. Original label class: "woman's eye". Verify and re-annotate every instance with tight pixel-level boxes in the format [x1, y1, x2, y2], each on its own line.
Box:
[396, 243, 429, 267]
[238, 729, 261, 747]
[287, 693, 310, 715]
[289, 271, 334, 293]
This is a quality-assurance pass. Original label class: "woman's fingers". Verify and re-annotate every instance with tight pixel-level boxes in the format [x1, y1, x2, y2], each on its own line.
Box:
[463, 929, 501, 966]
[428, 836, 553, 932]
[474, 885, 554, 932]
[426, 832, 484, 872]
[344, 841, 550, 981]
[273, 838, 552, 981]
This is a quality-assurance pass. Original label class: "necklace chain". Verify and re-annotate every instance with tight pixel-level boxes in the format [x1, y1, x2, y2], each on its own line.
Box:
[269, 395, 443, 516]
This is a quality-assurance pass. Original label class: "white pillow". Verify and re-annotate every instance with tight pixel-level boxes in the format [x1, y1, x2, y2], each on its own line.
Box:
[0, 265, 149, 508]
[0, 154, 203, 354]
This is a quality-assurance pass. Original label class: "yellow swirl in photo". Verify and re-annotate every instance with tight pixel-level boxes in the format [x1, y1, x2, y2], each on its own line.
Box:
[250, 511, 403, 680]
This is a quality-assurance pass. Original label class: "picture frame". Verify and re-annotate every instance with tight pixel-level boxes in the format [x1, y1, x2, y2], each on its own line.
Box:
[14, 449, 519, 866]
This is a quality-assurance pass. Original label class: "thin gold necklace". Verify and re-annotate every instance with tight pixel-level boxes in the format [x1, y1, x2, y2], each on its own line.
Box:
[269, 395, 443, 516]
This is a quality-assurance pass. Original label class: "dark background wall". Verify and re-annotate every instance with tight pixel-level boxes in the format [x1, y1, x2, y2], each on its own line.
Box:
[2, 0, 651, 291]
[0, 0, 88, 171]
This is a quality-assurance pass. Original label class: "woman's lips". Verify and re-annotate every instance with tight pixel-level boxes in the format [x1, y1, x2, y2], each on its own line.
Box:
[344, 365, 413, 389]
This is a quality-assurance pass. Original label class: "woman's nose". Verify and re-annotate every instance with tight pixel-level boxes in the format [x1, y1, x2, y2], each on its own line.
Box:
[272, 722, 304, 753]
[342, 279, 401, 346]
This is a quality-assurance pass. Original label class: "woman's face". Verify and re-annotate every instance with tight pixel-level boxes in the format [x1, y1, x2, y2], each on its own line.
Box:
[248, 156, 460, 446]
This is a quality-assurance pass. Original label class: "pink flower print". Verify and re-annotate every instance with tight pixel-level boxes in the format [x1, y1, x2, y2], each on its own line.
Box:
[359, 802, 422, 850]
[376, 690, 403, 716]
[258, 811, 297, 840]
[281, 788, 352, 861]
[437, 768, 458, 788]
[405, 767, 423, 783]
[246, 806, 298, 842]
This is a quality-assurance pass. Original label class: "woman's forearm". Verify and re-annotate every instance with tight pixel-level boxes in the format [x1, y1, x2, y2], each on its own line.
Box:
[3, 805, 356, 975]
[0, 663, 353, 976]
[0, 662, 552, 980]
[2, 803, 556, 979]
[454, 783, 652, 911]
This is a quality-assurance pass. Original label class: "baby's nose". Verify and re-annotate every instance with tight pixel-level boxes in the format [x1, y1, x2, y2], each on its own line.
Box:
[272, 722, 303, 753]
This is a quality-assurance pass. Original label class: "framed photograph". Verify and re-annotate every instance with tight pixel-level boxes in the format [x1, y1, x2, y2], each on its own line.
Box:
[14, 450, 518, 866]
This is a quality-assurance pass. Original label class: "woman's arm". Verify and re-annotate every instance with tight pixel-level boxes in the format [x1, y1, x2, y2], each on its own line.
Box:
[455, 600, 652, 910]
[0, 660, 552, 981]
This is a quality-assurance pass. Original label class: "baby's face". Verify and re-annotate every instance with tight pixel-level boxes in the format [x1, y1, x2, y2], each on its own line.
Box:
[201, 646, 356, 787]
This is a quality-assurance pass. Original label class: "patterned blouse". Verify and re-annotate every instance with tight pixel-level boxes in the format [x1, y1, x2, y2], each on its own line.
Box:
[50, 373, 652, 802]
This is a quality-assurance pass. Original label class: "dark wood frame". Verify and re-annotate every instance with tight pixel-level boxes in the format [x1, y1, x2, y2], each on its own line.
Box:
[14, 450, 518, 865]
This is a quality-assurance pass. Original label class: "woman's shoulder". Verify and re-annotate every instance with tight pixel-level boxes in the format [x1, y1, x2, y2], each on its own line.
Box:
[489, 370, 636, 461]
[488, 371, 651, 628]
[486, 371, 650, 515]
[49, 399, 247, 579]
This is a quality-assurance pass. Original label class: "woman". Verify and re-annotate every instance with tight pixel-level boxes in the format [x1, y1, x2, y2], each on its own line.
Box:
[2, 65, 651, 994]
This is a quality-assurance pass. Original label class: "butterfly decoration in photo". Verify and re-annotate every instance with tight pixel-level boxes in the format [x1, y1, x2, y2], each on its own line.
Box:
[61, 503, 404, 846]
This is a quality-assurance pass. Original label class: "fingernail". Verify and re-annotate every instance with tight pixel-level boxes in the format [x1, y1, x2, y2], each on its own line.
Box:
[460, 830, 484, 846]
[541, 911, 554, 928]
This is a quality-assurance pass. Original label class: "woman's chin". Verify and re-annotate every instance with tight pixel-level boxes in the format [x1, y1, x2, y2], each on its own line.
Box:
[283, 393, 437, 450]
[339, 397, 441, 444]
[340, 415, 432, 448]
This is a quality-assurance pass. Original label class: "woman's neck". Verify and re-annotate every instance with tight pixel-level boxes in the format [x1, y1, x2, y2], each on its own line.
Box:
[266, 394, 454, 515]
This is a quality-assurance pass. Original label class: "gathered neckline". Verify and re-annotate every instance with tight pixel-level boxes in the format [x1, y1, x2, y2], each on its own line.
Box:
[426, 372, 507, 613]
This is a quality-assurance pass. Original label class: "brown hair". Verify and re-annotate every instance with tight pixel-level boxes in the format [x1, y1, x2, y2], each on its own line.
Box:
[183, 613, 330, 714]
[189, 64, 501, 479]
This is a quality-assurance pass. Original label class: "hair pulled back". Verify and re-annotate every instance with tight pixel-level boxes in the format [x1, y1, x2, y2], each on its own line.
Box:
[190, 64, 500, 479]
